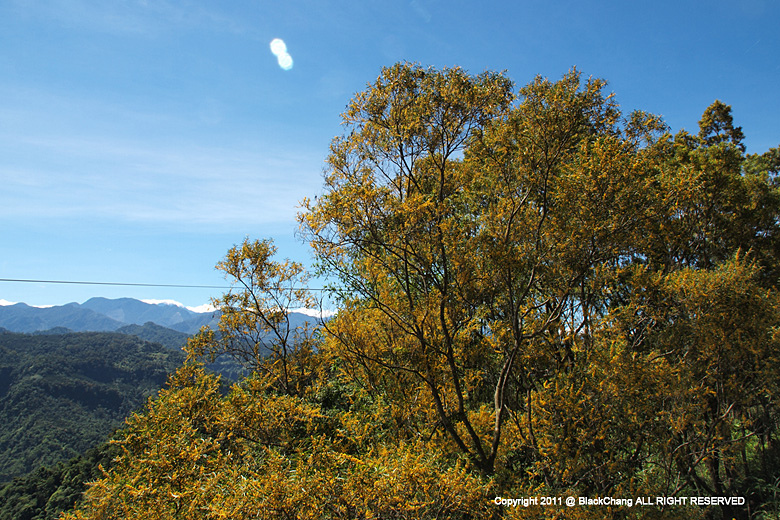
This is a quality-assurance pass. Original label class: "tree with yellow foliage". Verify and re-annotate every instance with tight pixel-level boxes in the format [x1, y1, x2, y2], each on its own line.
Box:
[302, 64, 672, 482]
[64, 64, 780, 520]
[190, 237, 320, 396]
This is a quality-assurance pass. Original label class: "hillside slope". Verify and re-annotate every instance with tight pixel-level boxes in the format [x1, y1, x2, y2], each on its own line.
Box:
[0, 331, 185, 483]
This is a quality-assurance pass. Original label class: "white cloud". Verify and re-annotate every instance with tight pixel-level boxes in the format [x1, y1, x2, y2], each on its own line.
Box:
[1, 296, 330, 318]
[187, 303, 218, 314]
[290, 307, 337, 319]
[140, 300, 333, 316]
[141, 298, 185, 307]
[0, 299, 54, 308]
[142, 299, 217, 314]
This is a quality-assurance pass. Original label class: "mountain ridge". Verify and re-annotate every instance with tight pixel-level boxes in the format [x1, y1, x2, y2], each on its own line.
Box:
[0, 298, 218, 334]
[0, 297, 325, 335]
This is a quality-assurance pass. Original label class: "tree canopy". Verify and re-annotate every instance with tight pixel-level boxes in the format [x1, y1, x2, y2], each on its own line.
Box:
[64, 63, 780, 520]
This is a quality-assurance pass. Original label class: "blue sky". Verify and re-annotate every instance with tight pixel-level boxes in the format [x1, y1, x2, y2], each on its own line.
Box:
[1, 0, 778, 310]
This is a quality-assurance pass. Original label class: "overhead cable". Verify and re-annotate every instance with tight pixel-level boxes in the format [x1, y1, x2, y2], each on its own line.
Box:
[0, 278, 327, 291]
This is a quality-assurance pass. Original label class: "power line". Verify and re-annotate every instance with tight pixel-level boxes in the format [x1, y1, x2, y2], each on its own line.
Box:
[0, 278, 230, 289]
[0, 278, 328, 291]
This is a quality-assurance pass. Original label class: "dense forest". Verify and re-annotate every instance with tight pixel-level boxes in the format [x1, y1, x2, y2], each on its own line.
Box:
[0, 331, 185, 485]
[58, 64, 780, 519]
[0, 443, 119, 520]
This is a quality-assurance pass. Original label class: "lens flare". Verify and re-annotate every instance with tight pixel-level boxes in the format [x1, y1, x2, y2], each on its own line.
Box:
[269, 38, 287, 56]
[269, 38, 293, 70]
[277, 53, 293, 71]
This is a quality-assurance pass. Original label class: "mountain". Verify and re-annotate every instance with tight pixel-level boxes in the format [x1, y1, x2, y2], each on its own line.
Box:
[0, 298, 324, 336]
[167, 312, 219, 334]
[0, 330, 185, 484]
[80, 297, 205, 329]
[0, 298, 328, 382]
[0, 302, 125, 333]
[0, 298, 219, 334]
[115, 322, 191, 350]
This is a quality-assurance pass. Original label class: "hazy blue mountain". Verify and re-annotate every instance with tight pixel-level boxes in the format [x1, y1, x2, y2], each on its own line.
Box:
[0, 303, 124, 333]
[0, 298, 321, 336]
[0, 298, 217, 334]
[168, 313, 220, 334]
[166, 311, 318, 335]
[81, 297, 205, 329]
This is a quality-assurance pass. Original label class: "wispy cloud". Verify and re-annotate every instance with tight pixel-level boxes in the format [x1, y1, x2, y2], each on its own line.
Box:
[0, 91, 323, 229]
[0, 144, 318, 227]
[186, 303, 218, 314]
[290, 307, 337, 319]
[8, 0, 256, 38]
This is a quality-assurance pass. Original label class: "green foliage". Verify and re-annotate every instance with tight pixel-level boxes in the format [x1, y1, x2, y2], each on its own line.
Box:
[0, 442, 119, 520]
[0, 331, 184, 484]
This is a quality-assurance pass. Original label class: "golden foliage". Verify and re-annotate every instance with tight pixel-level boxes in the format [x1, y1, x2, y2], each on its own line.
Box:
[65, 65, 780, 520]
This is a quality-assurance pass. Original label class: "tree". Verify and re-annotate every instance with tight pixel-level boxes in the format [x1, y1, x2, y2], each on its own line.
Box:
[63, 351, 492, 519]
[462, 71, 667, 482]
[301, 62, 517, 475]
[698, 100, 746, 152]
[301, 64, 672, 478]
[191, 237, 319, 396]
[302, 63, 780, 519]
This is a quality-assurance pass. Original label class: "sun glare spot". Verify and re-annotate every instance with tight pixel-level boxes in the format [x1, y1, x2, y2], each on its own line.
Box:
[269, 38, 287, 56]
[270, 37, 294, 71]
[277, 53, 293, 70]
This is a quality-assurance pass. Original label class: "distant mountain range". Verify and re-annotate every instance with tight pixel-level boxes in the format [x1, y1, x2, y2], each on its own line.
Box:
[0, 297, 218, 334]
[0, 297, 327, 337]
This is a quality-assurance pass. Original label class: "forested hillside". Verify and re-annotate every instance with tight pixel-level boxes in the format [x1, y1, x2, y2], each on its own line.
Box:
[0, 443, 119, 520]
[0, 331, 185, 484]
[115, 322, 191, 350]
[63, 65, 780, 519]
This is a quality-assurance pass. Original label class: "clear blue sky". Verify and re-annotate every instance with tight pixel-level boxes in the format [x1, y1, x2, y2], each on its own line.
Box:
[1, 0, 778, 310]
